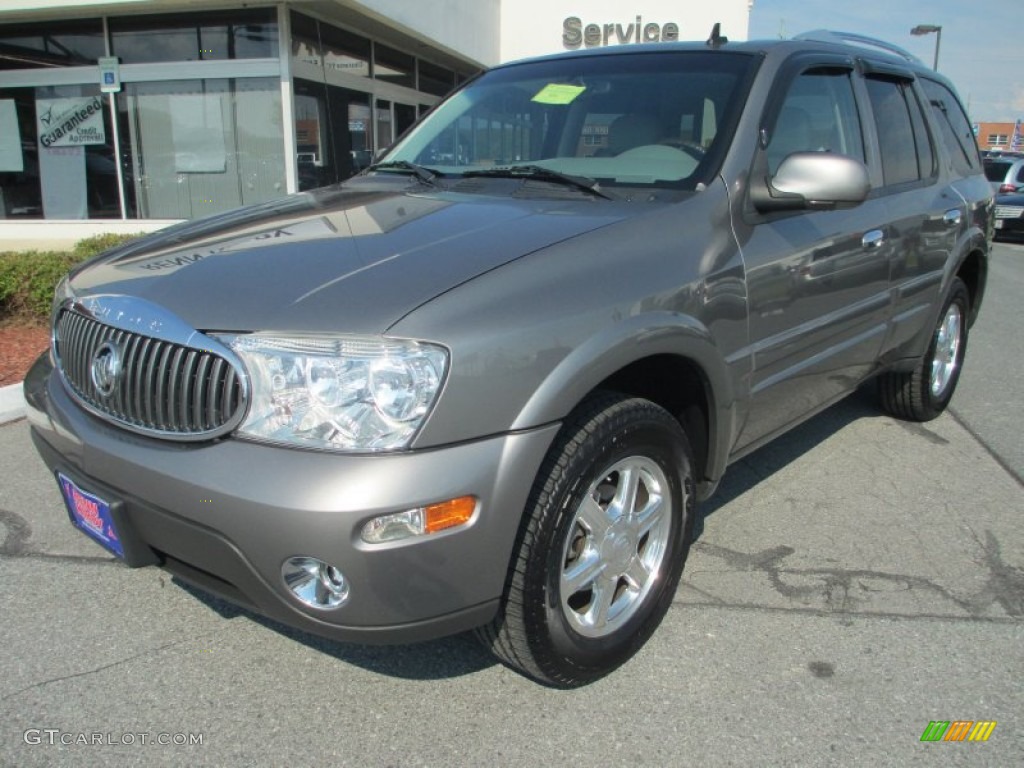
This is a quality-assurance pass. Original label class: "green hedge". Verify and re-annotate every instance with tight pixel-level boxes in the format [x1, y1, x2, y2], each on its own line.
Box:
[0, 233, 142, 323]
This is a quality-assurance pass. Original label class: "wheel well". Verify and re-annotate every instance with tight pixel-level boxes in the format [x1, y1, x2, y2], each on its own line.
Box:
[597, 355, 712, 482]
[957, 250, 986, 326]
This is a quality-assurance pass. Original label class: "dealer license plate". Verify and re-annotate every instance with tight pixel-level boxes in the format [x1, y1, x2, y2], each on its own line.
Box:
[57, 473, 124, 558]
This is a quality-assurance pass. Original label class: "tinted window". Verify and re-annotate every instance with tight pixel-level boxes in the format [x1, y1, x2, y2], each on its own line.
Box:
[767, 67, 864, 175]
[983, 160, 1011, 182]
[374, 44, 414, 88]
[0, 19, 104, 69]
[321, 21, 371, 80]
[907, 85, 936, 178]
[921, 79, 980, 176]
[866, 77, 934, 186]
[110, 9, 277, 63]
[0, 85, 120, 219]
[419, 60, 456, 97]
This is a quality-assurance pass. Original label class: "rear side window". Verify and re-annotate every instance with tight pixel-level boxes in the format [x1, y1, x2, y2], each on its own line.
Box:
[921, 79, 980, 176]
[865, 76, 935, 186]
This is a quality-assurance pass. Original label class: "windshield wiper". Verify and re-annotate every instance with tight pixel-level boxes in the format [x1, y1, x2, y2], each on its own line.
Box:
[462, 165, 612, 200]
[364, 160, 441, 186]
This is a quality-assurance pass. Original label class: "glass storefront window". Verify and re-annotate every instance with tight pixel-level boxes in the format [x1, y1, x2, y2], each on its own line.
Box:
[395, 103, 417, 142]
[0, 8, 480, 220]
[349, 102, 372, 172]
[290, 11, 322, 72]
[294, 78, 371, 191]
[322, 23, 370, 81]
[0, 19, 105, 70]
[110, 9, 277, 63]
[418, 60, 455, 98]
[291, 13, 371, 83]
[0, 86, 119, 219]
[294, 81, 328, 191]
[376, 99, 394, 150]
[374, 44, 414, 89]
[118, 78, 285, 219]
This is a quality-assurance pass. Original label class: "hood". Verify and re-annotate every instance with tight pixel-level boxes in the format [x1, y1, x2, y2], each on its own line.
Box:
[68, 181, 629, 335]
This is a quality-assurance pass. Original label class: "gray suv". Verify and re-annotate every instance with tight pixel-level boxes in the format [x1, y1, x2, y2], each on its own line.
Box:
[25, 30, 991, 687]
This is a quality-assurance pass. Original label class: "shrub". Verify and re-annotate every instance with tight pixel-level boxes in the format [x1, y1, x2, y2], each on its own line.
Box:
[0, 233, 143, 324]
[73, 232, 142, 259]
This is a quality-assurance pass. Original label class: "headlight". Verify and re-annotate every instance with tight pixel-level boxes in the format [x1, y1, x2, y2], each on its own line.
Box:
[218, 334, 448, 452]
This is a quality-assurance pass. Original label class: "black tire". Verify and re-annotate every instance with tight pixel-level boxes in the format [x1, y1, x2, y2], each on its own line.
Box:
[477, 391, 695, 687]
[878, 277, 970, 422]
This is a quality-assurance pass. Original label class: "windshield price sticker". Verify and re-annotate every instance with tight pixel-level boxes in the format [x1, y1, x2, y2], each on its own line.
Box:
[532, 84, 587, 105]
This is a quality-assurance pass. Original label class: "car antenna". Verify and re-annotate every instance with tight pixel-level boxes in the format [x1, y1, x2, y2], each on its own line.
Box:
[706, 23, 728, 48]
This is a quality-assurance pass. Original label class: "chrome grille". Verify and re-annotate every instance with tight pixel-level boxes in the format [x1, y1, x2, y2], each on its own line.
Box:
[994, 205, 1024, 219]
[55, 308, 246, 439]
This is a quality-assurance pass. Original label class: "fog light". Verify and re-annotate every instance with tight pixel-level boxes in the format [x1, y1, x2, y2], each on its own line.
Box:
[281, 556, 349, 609]
[362, 496, 477, 543]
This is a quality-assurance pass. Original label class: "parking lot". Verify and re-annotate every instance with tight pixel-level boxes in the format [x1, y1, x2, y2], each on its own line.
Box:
[1, 244, 1021, 767]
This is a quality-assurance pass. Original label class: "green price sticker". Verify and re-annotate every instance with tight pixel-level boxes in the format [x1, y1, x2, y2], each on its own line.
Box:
[532, 83, 587, 105]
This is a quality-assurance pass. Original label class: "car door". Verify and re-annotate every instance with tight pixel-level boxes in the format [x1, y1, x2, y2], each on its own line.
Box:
[861, 68, 965, 363]
[731, 57, 896, 453]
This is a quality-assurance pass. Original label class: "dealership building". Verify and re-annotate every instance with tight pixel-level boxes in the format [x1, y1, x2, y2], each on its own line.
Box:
[0, 0, 750, 245]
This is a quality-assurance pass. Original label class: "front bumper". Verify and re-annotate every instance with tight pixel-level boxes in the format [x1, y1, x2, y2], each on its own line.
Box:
[24, 353, 558, 644]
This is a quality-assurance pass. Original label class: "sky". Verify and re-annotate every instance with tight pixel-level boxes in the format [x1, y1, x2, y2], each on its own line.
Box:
[747, 0, 1020, 123]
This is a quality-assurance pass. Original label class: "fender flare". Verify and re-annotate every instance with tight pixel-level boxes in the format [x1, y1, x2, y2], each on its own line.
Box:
[510, 311, 741, 484]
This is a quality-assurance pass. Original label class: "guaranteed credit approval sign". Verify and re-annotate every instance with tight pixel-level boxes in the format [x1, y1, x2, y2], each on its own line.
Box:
[36, 95, 106, 148]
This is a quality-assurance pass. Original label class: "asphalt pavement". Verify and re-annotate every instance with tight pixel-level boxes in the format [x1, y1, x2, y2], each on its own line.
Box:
[0, 244, 1021, 767]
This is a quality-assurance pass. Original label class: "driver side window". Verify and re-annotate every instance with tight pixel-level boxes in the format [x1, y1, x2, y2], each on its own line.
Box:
[768, 68, 865, 175]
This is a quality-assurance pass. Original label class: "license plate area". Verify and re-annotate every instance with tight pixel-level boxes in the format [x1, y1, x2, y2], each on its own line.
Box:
[58, 472, 124, 558]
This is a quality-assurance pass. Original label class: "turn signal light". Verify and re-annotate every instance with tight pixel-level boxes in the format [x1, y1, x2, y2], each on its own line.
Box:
[424, 496, 476, 534]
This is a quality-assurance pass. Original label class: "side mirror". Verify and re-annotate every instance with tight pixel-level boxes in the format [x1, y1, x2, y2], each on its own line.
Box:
[751, 152, 871, 213]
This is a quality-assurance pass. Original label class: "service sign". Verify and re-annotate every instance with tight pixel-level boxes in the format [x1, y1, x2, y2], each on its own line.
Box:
[36, 95, 106, 148]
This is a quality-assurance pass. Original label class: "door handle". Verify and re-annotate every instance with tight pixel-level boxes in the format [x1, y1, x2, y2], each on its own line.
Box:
[862, 229, 885, 249]
[943, 209, 962, 227]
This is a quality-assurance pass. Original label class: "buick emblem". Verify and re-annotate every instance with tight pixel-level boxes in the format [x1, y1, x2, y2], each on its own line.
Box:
[90, 342, 121, 398]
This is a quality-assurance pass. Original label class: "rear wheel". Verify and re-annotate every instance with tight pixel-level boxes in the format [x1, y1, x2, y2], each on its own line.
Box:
[477, 392, 695, 687]
[878, 277, 970, 421]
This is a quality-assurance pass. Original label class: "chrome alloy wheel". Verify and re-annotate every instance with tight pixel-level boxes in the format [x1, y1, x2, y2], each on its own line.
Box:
[930, 302, 963, 398]
[559, 456, 673, 638]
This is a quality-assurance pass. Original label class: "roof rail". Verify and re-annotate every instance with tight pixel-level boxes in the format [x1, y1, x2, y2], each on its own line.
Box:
[793, 30, 923, 65]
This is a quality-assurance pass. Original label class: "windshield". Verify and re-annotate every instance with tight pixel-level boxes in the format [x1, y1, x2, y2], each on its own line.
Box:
[383, 50, 757, 192]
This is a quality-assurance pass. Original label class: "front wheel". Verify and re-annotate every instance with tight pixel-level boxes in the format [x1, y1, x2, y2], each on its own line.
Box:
[477, 392, 695, 687]
[878, 277, 970, 421]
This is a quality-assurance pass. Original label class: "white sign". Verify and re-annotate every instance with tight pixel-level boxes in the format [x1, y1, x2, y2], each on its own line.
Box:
[98, 57, 121, 93]
[0, 100, 23, 172]
[39, 145, 87, 219]
[499, 0, 750, 63]
[170, 93, 226, 173]
[36, 95, 106, 148]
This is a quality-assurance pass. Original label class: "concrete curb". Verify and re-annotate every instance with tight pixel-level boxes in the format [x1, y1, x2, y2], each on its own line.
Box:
[0, 382, 26, 425]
